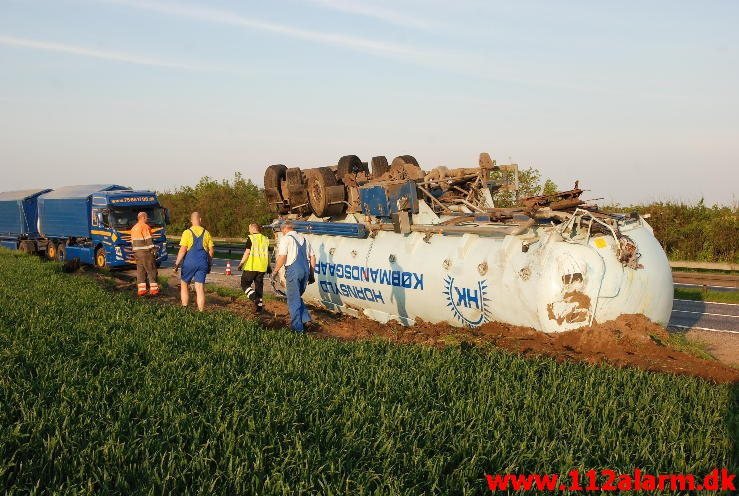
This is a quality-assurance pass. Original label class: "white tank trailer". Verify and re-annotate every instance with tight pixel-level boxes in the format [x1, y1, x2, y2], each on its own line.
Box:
[264, 153, 673, 333]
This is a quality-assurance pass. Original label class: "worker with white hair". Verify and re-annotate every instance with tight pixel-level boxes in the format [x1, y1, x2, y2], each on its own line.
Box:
[272, 220, 316, 332]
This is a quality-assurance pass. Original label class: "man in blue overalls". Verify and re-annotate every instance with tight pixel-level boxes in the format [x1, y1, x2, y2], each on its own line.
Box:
[272, 220, 316, 332]
[173, 212, 215, 312]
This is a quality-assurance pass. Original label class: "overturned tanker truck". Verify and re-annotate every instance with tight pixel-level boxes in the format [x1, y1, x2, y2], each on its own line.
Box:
[263, 153, 673, 333]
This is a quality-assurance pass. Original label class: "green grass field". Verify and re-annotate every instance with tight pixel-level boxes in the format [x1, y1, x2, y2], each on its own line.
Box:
[0, 250, 737, 495]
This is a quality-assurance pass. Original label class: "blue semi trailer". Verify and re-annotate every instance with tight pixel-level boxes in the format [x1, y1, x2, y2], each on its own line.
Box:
[0, 184, 169, 268]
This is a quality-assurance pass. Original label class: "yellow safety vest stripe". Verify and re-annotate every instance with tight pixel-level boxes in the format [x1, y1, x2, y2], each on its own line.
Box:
[244, 233, 269, 272]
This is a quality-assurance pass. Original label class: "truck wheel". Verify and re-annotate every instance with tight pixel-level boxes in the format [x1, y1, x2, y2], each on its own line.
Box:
[19, 241, 35, 254]
[307, 167, 346, 217]
[57, 243, 66, 262]
[371, 156, 390, 178]
[285, 167, 309, 214]
[391, 155, 424, 179]
[95, 247, 107, 268]
[398, 155, 419, 166]
[264, 164, 287, 189]
[337, 155, 368, 178]
[265, 164, 289, 215]
[46, 243, 57, 260]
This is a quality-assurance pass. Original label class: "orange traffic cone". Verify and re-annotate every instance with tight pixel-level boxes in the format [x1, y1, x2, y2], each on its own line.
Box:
[225, 260, 232, 276]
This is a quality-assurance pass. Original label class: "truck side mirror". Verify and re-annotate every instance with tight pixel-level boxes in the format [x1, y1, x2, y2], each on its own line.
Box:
[164, 208, 171, 225]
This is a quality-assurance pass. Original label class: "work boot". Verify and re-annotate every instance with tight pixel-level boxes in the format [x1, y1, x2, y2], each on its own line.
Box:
[137, 283, 147, 296]
[149, 282, 160, 296]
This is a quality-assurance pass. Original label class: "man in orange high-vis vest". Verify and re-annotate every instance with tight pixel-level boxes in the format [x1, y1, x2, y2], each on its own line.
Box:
[131, 211, 159, 296]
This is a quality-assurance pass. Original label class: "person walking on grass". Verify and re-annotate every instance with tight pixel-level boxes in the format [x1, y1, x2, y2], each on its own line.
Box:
[173, 212, 214, 311]
[238, 223, 270, 313]
[131, 211, 159, 296]
[272, 220, 316, 332]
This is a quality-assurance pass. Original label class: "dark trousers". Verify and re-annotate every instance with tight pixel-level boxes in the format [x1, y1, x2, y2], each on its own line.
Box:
[241, 270, 265, 307]
[134, 249, 158, 291]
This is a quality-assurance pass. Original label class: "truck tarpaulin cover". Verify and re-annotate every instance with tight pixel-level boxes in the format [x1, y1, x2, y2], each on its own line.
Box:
[0, 189, 52, 237]
[37, 185, 130, 238]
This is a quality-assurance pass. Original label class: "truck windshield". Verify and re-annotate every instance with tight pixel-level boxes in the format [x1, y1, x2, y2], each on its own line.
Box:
[109, 207, 166, 230]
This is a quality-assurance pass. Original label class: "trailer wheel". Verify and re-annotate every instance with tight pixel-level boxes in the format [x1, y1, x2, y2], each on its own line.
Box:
[57, 243, 66, 262]
[264, 164, 289, 214]
[398, 155, 419, 167]
[391, 155, 424, 180]
[371, 156, 390, 178]
[285, 167, 309, 214]
[95, 247, 107, 269]
[264, 164, 287, 189]
[19, 241, 35, 254]
[337, 155, 368, 178]
[46, 243, 57, 260]
[307, 167, 346, 217]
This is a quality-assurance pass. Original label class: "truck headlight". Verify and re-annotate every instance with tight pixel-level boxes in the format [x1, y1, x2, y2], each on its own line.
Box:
[115, 246, 123, 257]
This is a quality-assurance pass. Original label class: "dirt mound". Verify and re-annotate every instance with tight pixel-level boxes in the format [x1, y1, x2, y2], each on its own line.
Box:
[93, 270, 739, 384]
[473, 315, 739, 382]
[224, 295, 739, 384]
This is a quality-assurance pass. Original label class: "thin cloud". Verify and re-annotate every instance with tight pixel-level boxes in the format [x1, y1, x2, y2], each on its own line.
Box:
[307, 0, 432, 29]
[99, 0, 622, 96]
[104, 0, 429, 59]
[0, 35, 201, 70]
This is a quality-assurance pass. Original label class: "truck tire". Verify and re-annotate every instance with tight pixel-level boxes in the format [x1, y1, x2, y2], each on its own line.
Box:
[264, 164, 287, 189]
[57, 243, 66, 262]
[265, 164, 289, 214]
[95, 247, 107, 269]
[371, 156, 390, 178]
[391, 155, 424, 180]
[337, 155, 368, 178]
[19, 241, 35, 254]
[285, 167, 309, 213]
[398, 155, 419, 167]
[46, 243, 57, 260]
[307, 167, 346, 217]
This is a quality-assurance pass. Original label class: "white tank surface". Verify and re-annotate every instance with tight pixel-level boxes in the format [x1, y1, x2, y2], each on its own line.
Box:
[266, 153, 674, 333]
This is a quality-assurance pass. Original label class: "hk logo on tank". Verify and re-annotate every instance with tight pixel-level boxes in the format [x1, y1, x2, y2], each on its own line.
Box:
[443, 276, 492, 326]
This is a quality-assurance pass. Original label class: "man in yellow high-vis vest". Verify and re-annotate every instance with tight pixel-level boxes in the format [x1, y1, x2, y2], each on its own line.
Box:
[238, 223, 270, 312]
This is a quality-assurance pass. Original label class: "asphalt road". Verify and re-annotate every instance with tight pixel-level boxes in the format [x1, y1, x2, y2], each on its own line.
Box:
[669, 299, 739, 334]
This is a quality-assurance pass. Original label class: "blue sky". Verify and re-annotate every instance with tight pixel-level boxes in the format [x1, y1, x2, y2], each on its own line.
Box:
[1, 0, 737, 204]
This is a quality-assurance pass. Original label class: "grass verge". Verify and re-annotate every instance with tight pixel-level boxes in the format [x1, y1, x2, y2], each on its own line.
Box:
[674, 287, 739, 304]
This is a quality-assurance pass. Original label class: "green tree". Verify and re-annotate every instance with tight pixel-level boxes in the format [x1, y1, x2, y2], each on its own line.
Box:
[491, 166, 558, 207]
[542, 179, 559, 196]
[158, 173, 273, 238]
[603, 199, 738, 263]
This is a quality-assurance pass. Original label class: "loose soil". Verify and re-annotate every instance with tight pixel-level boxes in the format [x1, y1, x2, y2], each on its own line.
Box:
[87, 268, 739, 385]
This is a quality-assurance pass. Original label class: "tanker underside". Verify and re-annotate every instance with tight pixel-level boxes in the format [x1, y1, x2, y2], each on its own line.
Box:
[264, 153, 673, 333]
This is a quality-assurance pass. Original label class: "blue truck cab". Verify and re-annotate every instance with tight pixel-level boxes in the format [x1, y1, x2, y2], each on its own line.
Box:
[0, 184, 169, 268]
[37, 184, 169, 268]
